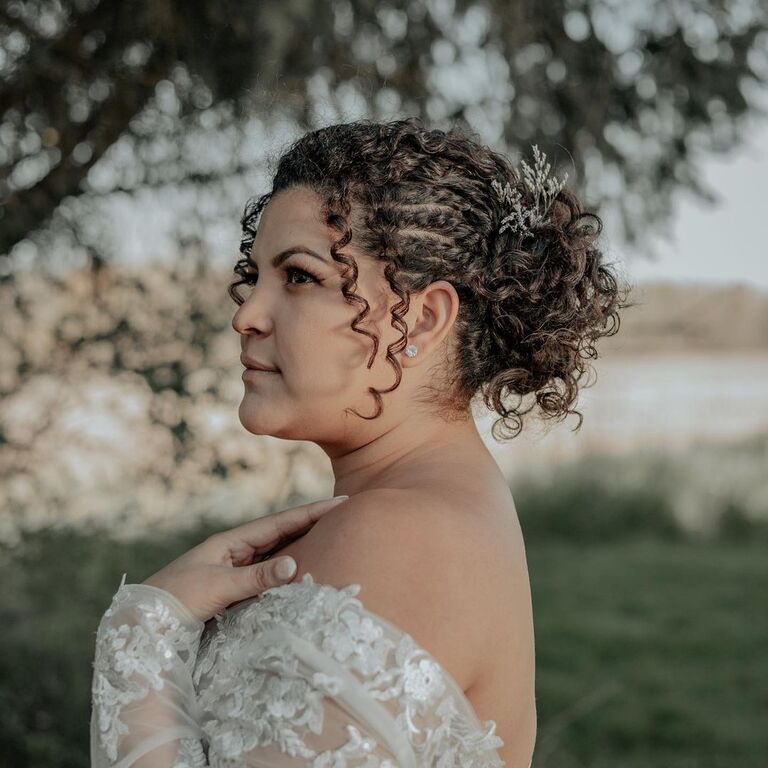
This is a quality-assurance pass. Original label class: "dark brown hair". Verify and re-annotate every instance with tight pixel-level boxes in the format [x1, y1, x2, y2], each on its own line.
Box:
[229, 117, 633, 441]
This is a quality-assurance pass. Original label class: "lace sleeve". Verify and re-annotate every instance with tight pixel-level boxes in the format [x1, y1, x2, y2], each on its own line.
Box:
[91, 572, 508, 767]
[193, 574, 507, 767]
[90, 573, 209, 767]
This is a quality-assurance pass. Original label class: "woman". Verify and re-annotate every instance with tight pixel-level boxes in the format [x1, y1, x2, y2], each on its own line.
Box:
[90, 117, 629, 767]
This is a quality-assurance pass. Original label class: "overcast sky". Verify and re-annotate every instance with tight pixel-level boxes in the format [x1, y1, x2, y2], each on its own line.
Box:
[45, 111, 767, 296]
[619, 116, 768, 292]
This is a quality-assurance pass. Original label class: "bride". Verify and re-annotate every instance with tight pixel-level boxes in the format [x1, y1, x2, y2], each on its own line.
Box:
[90, 117, 628, 767]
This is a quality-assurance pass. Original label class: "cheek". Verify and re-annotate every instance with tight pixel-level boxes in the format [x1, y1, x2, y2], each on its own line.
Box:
[286, 329, 372, 403]
[278, 311, 354, 382]
[283, 281, 394, 386]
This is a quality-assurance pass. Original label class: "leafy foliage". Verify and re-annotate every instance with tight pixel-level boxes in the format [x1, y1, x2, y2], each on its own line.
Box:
[1, 0, 767, 263]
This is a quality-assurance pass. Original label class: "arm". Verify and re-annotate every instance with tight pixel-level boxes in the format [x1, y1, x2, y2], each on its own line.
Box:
[90, 574, 209, 767]
[89, 578, 403, 768]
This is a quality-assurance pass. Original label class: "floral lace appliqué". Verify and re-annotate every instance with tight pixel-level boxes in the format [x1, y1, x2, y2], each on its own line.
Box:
[92, 572, 507, 767]
[193, 573, 505, 767]
[91, 575, 204, 762]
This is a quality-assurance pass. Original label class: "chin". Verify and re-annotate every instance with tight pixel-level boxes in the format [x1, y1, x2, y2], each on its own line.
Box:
[238, 403, 280, 437]
[239, 408, 308, 442]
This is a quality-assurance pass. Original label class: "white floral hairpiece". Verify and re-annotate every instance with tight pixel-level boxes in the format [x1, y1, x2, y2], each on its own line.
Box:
[490, 144, 569, 240]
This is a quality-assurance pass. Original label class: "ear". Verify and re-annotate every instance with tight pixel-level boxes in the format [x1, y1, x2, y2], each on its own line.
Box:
[403, 280, 461, 362]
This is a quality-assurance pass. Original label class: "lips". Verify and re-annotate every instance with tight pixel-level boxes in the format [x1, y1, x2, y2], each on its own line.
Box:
[240, 354, 279, 372]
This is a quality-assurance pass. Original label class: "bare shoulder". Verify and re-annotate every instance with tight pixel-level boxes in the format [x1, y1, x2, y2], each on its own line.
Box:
[281, 486, 526, 693]
[274, 486, 537, 767]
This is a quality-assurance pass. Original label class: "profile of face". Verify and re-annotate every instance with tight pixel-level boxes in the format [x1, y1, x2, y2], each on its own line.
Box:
[232, 185, 458, 450]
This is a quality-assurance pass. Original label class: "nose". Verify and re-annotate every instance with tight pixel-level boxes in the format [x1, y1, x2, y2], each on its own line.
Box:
[231, 288, 274, 337]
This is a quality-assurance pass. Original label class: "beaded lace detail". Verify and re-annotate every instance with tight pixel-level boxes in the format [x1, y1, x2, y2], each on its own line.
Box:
[193, 573, 505, 766]
[91, 572, 510, 767]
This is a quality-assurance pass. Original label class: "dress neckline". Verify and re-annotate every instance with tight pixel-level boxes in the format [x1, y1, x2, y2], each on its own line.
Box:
[237, 571, 502, 744]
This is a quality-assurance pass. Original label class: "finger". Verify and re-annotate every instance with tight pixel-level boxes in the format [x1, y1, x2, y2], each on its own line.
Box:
[251, 528, 309, 565]
[246, 496, 348, 553]
[226, 555, 299, 602]
[220, 496, 349, 562]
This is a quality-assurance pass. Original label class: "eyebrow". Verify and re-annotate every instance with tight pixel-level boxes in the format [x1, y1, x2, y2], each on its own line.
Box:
[263, 246, 328, 268]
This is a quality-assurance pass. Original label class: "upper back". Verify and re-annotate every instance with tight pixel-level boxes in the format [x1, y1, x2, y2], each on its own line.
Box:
[276, 487, 493, 688]
[266, 484, 537, 766]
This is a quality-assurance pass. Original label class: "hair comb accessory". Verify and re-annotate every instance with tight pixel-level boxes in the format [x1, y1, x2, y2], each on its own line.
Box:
[491, 144, 569, 240]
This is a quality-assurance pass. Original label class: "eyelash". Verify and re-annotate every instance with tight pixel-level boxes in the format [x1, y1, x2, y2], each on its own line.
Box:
[242, 266, 320, 286]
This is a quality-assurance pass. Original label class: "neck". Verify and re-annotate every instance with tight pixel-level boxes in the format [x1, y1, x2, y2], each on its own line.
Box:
[323, 410, 492, 498]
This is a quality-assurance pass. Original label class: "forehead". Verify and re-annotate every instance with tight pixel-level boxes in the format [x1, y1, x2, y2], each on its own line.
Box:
[256, 186, 328, 241]
[252, 185, 372, 267]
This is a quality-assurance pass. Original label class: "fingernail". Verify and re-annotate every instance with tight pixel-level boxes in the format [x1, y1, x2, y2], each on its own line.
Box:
[276, 557, 297, 580]
[331, 495, 349, 503]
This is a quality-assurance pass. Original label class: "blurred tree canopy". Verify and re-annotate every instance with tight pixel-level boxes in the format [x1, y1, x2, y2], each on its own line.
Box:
[1, 0, 767, 267]
[1, 0, 768, 544]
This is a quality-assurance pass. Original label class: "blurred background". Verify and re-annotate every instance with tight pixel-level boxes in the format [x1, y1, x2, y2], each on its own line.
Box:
[1, 1, 767, 766]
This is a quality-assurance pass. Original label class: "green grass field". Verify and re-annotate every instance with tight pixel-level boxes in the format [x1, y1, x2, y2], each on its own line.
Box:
[1, 436, 767, 768]
[529, 536, 768, 768]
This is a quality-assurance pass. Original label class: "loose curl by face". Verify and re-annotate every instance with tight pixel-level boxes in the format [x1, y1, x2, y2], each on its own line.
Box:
[229, 117, 633, 441]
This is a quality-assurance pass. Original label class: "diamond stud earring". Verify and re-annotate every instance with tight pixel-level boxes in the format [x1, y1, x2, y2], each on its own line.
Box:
[404, 344, 418, 357]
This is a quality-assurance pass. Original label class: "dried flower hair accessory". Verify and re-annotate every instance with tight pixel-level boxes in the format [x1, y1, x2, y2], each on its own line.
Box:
[491, 144, 569, 240]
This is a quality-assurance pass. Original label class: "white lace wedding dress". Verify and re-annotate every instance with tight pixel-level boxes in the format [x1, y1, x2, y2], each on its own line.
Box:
[90, 570, 525, 767]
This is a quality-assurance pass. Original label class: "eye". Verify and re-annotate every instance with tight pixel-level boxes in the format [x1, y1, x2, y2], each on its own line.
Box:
[285, 266, 320, 285]
[238, 265, 320, 286]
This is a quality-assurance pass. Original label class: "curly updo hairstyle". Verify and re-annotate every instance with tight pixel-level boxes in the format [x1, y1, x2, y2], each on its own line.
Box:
[229, 117, 632, 441]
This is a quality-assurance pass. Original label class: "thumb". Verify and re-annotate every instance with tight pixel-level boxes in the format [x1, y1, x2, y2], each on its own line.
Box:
[242, 556, 297, 596]
[272, 556, 298, 582]
[222, 557, 298, 609]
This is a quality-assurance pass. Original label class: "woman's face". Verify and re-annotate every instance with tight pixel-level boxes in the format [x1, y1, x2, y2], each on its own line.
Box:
[232, 185, 405, 444]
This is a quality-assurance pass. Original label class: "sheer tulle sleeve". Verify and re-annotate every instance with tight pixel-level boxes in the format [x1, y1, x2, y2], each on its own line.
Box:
[90, 573, 508, 767]
[90, 574, 209, 767]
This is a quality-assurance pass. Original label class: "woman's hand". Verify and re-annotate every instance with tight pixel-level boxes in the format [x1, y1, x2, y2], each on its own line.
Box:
[141, 495, 349, 622]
